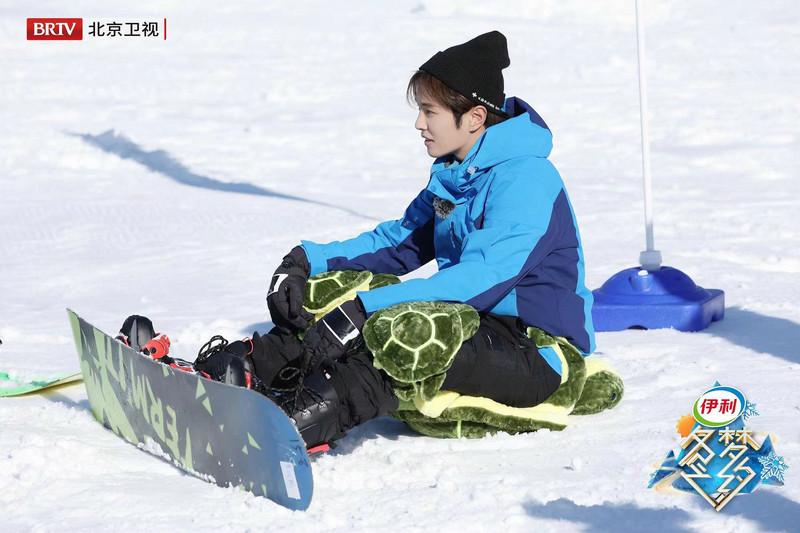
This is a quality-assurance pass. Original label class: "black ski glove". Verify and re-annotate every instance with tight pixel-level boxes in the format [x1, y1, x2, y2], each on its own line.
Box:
[301, 297, 368, 364]
[267, 246, 314, 332]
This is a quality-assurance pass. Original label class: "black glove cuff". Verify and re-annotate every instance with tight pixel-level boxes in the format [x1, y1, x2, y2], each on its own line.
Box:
[346, 297, 368, 330]
[340, 298, 367, 331]
[319, 298, 367, 346]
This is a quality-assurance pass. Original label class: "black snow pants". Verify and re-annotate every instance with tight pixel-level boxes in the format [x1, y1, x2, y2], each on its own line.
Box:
[249, 312, 561, 434]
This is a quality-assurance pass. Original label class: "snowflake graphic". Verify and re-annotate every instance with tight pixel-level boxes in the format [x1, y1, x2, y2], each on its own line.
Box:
[742, 401, 759, 421]
[759, 451, 788, 483]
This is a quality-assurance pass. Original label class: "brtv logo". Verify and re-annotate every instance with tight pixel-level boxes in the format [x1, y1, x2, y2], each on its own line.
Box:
[27, 18, 83, 40]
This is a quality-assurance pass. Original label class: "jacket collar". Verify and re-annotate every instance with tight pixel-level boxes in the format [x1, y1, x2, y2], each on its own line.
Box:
[426, 96, 553, 205]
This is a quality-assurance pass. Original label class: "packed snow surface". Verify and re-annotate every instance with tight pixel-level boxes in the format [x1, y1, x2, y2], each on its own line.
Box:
[1, 1, 798, 531]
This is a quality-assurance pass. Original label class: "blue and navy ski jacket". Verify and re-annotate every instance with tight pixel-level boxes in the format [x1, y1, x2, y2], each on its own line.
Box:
[301, 96, 595, 357]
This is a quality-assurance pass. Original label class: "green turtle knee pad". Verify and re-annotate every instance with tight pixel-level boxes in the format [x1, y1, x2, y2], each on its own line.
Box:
[297, 270, 401, 341]
[363, 301, 480, 389]
[303, 270, 374, 321]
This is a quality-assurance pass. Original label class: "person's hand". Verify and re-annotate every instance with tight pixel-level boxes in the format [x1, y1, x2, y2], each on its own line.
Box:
[267, 246, 314, 332]
[301, 297, 367, 363]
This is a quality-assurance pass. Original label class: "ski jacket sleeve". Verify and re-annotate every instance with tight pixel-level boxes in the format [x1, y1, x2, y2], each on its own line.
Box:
[357, 162, 565, 315]
[300, 188, 436, 277]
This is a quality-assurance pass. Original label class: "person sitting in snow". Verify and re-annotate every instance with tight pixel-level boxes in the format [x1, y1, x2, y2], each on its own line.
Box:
[125, 31, 596, 450]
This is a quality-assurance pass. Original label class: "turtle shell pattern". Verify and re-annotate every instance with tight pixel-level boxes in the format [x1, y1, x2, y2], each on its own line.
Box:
[364, 301, 479, 385]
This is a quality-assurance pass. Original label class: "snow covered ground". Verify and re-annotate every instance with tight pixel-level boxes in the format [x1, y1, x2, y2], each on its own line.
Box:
[1, 0, 799, 530]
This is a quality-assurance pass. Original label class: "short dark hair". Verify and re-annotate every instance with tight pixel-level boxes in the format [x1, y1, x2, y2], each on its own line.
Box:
[406, 70, 507, 129]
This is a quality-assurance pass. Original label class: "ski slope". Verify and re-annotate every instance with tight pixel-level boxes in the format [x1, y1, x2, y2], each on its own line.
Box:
[1, 1, 798, 531]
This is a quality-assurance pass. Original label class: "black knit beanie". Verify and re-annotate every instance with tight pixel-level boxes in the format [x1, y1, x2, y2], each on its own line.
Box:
[419, 30, 510, 116]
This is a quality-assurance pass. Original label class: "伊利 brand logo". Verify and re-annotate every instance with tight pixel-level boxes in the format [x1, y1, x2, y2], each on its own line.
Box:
[649, 382, 788, 512]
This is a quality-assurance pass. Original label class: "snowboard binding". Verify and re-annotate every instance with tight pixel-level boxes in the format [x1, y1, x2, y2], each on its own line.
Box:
[141, 334, 171, 360]
[117, 315, 341, 454]
[117, 315, 208, 377]
[194, 335, 263, 392]
[116, 315, 157, 352]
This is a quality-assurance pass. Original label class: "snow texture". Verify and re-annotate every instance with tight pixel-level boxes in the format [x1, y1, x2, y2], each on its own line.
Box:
[1, 1, 799, 531]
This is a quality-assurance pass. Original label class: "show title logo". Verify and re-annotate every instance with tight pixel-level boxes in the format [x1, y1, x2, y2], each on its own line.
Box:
[648, 383, 788, 512]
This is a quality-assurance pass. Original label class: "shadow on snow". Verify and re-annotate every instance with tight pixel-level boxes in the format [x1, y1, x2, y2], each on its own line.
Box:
[523, 488, 800, 532]
[68, 129, 379, 221]
[703, 306, 800, 364]
[523, 498, 693, 533]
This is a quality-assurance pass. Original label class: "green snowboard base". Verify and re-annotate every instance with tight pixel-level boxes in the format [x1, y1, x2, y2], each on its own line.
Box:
[0, 371, 83, 397]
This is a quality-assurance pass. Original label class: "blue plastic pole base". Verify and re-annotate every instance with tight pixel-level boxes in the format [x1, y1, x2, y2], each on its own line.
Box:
[591, 266, 725, 332]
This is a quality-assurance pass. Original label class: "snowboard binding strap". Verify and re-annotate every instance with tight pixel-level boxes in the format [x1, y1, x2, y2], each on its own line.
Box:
[142, 334, 171, 360]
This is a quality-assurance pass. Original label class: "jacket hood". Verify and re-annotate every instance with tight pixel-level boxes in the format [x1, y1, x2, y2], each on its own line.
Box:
[426, 96, 553, 204]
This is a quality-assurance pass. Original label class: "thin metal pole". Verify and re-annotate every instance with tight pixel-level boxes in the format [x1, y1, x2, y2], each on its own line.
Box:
[635, 0, 662, 271]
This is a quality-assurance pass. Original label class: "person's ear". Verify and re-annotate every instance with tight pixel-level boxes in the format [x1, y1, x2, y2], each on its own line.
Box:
[469, 105, 487, 132]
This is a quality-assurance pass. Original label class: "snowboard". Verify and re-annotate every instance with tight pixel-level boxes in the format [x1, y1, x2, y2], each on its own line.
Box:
[67, 309, 313, 510]
[0, 371, 83, 397]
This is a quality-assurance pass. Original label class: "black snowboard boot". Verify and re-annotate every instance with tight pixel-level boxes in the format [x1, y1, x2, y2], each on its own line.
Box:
[267, 345, 399, 452]
[117, 315, 156, 351]
[270, 364, 346, 451]
[194, 335, 262, 391]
